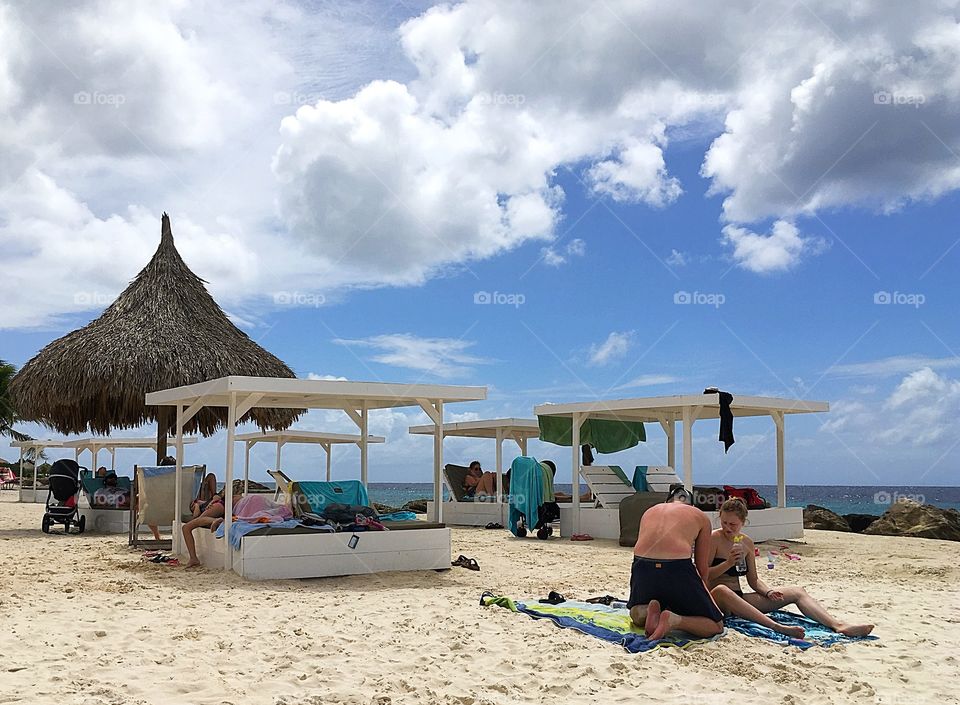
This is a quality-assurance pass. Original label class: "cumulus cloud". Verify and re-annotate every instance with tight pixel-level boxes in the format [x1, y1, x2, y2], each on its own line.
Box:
[823, 368, 960, 446]
[721, 220, 826, 273]
[588, 331, 633, 366]
[333, 333, 488, 378]
[541, 238, 586, 267]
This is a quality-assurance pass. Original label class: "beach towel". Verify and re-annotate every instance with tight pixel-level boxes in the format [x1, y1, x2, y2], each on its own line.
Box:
[233, 494, 293, 522]
[537, 416, 646, 453]
[632, 466, 649, 492]
[481, 594, 718, 653]
[725, 611, 878, 649]
[296, 480, 370, 512]
[538, 462, 556, 502]
[215, 518, 301, 549]
[507, 457, 543, 536]
[379, 511, 417, 522]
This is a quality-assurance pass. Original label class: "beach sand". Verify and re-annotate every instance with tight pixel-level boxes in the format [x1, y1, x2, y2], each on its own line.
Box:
[1, 494, 958, 705]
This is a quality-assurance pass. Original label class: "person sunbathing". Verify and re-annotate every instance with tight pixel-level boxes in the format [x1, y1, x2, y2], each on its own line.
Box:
[463, 461, 497, 497]
[708, 497, 873, 638]
[182, 489, 241, 568]
[627, 491, 724, 640]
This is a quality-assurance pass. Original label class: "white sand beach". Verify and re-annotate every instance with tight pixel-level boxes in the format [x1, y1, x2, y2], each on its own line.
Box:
[1, 495, 958, 705]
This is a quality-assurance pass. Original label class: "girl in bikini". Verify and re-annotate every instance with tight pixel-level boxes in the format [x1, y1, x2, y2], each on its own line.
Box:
[708, 497, 874, 638]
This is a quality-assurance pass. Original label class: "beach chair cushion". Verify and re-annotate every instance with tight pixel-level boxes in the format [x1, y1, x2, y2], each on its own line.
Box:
[618, 491, 670, 547]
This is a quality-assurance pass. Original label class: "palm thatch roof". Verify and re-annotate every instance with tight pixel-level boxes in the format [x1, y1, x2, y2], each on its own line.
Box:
[10, 213, 302, 437]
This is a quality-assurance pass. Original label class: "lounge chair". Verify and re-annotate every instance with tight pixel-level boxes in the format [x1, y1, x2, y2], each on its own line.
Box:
[129, 464, 206, 548]
[267, 469, 294, 503]
[80, 474, 132, 510]
[579, 465, 636, 508]
[443, 463, 501, 503]
[641, 466, 682, 492]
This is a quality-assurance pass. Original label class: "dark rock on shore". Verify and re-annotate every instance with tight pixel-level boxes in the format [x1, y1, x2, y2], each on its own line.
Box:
[843, 513, 880, 533]
[864, 499, 960, 541]
[402, 499, 429, 514]
[803, 504, 851, 531]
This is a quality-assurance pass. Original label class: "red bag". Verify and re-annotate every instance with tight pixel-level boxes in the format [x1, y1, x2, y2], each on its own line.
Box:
[723, 485, 767, 510]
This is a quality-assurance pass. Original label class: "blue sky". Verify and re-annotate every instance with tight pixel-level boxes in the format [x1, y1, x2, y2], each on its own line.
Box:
[3, 1, 960, 487]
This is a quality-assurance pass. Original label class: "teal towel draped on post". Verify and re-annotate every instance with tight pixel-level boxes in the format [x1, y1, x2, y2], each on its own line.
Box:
[632, 466, 649, 491]
[508, 456, 543, 536]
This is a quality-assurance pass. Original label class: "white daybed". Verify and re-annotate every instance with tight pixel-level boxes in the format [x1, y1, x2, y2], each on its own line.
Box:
[535, 394, 830, 542]
[145, 376, 486, 579]
[409, 418, 540, 527]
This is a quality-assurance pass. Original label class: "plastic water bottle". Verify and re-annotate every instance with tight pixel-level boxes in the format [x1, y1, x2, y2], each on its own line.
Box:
[767, 553, 775, 570]
[733, 535, 748, 575]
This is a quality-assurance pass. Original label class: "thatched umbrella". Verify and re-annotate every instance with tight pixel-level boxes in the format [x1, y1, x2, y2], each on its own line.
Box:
[10, 213, 302, 460]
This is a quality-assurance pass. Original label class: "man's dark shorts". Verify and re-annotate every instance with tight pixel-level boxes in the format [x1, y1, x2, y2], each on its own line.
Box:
[627, 556, 723, 622]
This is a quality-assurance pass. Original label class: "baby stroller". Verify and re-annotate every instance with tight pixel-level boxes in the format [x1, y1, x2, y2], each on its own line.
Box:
[42, 459, 86, 534]
[508, 457, 560, 540]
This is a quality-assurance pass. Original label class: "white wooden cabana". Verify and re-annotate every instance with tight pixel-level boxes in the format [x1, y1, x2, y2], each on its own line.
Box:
[145, 376, 486, 579]
[408, 418, 540, 527]
[64, 436, 198, 473]
[12, 439, 67, 503]
[61, 436, 197, 533]
[234, 429, 386, 490]
[535, 394, 829, 541]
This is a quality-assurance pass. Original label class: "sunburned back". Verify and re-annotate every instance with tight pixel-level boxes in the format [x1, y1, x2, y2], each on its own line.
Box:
[633, 503, 703, 559]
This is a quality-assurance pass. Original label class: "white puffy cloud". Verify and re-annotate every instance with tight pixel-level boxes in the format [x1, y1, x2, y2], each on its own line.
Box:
[588, 331, 633, 367]
[721, 220, 825, 274]
[541, 238, 586, 267]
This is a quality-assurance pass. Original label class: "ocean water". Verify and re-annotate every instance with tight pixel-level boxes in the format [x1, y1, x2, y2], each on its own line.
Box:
[365, 483, 960, 517]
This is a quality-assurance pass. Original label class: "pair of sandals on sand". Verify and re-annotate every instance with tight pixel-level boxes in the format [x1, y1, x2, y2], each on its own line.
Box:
[142, 550, 180, 566]
[539, 592, 623, 605]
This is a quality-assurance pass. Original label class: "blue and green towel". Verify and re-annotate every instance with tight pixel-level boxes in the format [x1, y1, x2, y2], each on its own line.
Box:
[481, 595, 877, 652]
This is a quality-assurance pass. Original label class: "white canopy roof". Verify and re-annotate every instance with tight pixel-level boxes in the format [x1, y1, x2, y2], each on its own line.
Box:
[235, 430, 385, 445]
[64, 436, 198, 451]
[408, 418, 539, 439]
[535, 394, 828, 421]
[11, 439, 67, 449]
[145, 376, 486, 409]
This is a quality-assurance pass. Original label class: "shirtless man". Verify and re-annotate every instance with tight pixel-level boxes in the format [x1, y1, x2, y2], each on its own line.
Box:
[628, 490, 724, 640]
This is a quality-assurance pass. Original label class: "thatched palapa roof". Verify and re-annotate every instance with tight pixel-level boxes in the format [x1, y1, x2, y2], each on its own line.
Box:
[10, 213, 302, 437]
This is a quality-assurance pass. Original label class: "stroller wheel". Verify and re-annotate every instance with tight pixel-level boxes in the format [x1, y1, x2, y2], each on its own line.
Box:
[536, 528, 549, 540]
[78, 515, 86, 534]
[41, 515, 50, 534]
[517, 526, 527, 537]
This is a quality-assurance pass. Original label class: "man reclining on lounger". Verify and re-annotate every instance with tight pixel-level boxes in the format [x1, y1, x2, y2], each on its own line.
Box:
[627, 488, 724, 640]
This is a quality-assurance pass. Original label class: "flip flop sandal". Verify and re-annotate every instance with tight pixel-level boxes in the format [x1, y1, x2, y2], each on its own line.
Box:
[571, 533, 594, 541]
[538, 591, 565, 605]
[451, 555, 481, 571]
[484, 522, 504, 529]
[586, 595, 620, 606]
[479, 590, 495, 605]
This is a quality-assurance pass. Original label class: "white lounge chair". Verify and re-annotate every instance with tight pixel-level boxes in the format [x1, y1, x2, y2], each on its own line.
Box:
[129, 464, 206, 548]
[579, 465, 635, 508]
[644, 466, 682, 492]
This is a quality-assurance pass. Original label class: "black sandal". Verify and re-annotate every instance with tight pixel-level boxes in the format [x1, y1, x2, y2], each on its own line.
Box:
[538, 591, 565, 605]
[484, 522, 504, 529]
[586, 595, 621, 606]
[452, 555, 481, 571]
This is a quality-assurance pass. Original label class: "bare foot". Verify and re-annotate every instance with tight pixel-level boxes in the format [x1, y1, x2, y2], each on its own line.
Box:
[775, 624, 805, 639]
[210, 518, 223, 532]
[837, 623, 874, 637]
[184, 558, 201, 568]
[649, 610, 681, 641]
[645, 600, 662, 636]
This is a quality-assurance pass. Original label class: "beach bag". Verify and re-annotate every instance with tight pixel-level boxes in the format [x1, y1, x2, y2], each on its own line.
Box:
[723, 485, 768, 510]
[320, 502, 378, 524]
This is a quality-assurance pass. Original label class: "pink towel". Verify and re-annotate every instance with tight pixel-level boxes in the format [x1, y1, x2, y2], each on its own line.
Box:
[233, 494, 293, 522]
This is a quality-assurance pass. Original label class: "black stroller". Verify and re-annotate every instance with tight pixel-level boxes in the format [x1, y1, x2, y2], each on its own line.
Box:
[41, 459, 86, 534]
